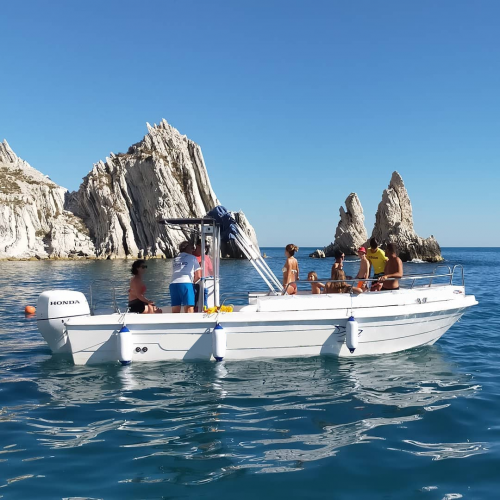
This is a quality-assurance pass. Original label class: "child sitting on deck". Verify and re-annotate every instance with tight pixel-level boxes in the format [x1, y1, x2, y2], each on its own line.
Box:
[307, 271, 325, 294]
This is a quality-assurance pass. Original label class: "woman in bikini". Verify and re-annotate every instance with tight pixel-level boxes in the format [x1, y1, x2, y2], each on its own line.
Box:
[283, 244, 299, 295]
[128, 260, 162, 314]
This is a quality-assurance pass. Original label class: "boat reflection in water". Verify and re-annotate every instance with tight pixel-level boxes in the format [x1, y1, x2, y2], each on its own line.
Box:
[28, 348, 482, 483]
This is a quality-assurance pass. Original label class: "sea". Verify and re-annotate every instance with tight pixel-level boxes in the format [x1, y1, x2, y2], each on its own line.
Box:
[0, 247, 499, 499]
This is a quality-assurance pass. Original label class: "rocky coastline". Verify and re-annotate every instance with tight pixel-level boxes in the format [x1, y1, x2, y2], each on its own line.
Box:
[2, 122, 441, 263]
[0, 120, 258, 260]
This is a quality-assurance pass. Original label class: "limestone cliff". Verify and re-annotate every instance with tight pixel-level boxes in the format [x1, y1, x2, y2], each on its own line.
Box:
[68, 120, 222, 258]
[371, 172, 443, 262]
[324, 193, 368, 257]
[1, 120, 259, 260]
[0, 140, 95, 259]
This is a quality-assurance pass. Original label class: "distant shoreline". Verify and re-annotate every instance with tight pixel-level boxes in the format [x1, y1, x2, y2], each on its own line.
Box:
[1, 247, 498, 262]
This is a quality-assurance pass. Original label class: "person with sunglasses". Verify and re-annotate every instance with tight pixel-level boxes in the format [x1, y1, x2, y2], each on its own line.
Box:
[331, 250, 345, 278]
[128, 260, 162, 314]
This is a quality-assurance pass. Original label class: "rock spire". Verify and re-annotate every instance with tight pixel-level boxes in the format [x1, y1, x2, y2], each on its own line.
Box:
[68, 119, 222, 258]
[370, 171, 442, 262]
[324, 193, 368, 256]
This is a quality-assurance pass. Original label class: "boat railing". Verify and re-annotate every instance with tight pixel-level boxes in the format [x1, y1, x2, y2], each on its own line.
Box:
[451, 264, 465, 287]
[284, 267, 464, 294]
[89, 279, 120, 315]
[219, 293, 255, 307]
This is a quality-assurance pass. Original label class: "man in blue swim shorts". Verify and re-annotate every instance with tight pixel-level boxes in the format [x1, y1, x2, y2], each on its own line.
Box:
[169, 241, 202, 313]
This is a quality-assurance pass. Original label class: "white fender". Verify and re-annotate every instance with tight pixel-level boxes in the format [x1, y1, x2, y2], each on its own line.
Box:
[212, 323, 226, 361]
[118, 325, 133, 365]
[346, 316, 359, 353]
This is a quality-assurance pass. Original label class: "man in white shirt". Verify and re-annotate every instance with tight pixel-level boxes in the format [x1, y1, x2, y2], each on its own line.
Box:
[169, 241, 202, 313]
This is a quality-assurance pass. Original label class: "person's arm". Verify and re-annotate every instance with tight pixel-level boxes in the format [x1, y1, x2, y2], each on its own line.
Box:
[363, 260, 370, 279]
[191, 255, 202, 283]
[296, 260, 300, 281]
[283, 261, 289, 286]
[194, 269, 202, 283]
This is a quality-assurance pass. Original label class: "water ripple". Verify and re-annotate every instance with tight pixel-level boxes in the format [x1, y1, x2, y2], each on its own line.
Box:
[0, 249, 499, 497]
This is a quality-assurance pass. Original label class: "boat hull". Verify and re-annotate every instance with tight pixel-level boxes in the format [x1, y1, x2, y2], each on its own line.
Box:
[64, 290, 476, 365]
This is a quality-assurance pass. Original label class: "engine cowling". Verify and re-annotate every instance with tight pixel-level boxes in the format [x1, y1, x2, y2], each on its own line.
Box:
[36, 290, 90, 353]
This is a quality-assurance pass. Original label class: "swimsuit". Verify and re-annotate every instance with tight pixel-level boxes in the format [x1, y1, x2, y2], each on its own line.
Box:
[128, 282, 148, 313]
[128, 298, 147, 313]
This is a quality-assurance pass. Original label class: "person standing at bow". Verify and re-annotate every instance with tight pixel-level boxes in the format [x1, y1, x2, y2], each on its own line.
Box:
[169, 241, 202, 313]
[283, 244, 299, 295]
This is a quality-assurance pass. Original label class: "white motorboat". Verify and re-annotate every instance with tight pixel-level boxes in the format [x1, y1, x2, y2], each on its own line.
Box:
[36, 211, 477, 366]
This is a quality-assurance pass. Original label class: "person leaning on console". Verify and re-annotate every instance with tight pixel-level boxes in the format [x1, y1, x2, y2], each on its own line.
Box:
[128, 260, 163, 314]
[371, 242, 403, 291]
[169, 241, 202, 313]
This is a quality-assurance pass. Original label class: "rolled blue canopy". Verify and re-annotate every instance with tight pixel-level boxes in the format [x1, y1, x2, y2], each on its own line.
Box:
[206, 206, 238, 242]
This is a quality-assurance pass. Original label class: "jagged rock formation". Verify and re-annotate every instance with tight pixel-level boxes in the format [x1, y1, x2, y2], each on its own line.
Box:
[309, 249, 326, 258]
[68, 120, 221, 258]
[371, 172, 443, 262]
[69, 120, 257, 258]
[324, 193, 368, 256]
[1, 120, 259, 260]
[0, 140, 95, 259]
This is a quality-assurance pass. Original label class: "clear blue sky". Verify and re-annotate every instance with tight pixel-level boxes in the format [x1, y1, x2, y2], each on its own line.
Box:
[1, 0, 499, 247]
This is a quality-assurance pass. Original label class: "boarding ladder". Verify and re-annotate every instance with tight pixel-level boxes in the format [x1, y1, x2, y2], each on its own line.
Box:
[231, 225, 284, 295]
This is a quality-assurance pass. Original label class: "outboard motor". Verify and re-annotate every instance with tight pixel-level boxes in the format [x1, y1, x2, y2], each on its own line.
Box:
[36, 291, 90, 353]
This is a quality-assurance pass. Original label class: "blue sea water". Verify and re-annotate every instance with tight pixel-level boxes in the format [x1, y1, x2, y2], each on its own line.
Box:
[0, 247, 499, 499]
